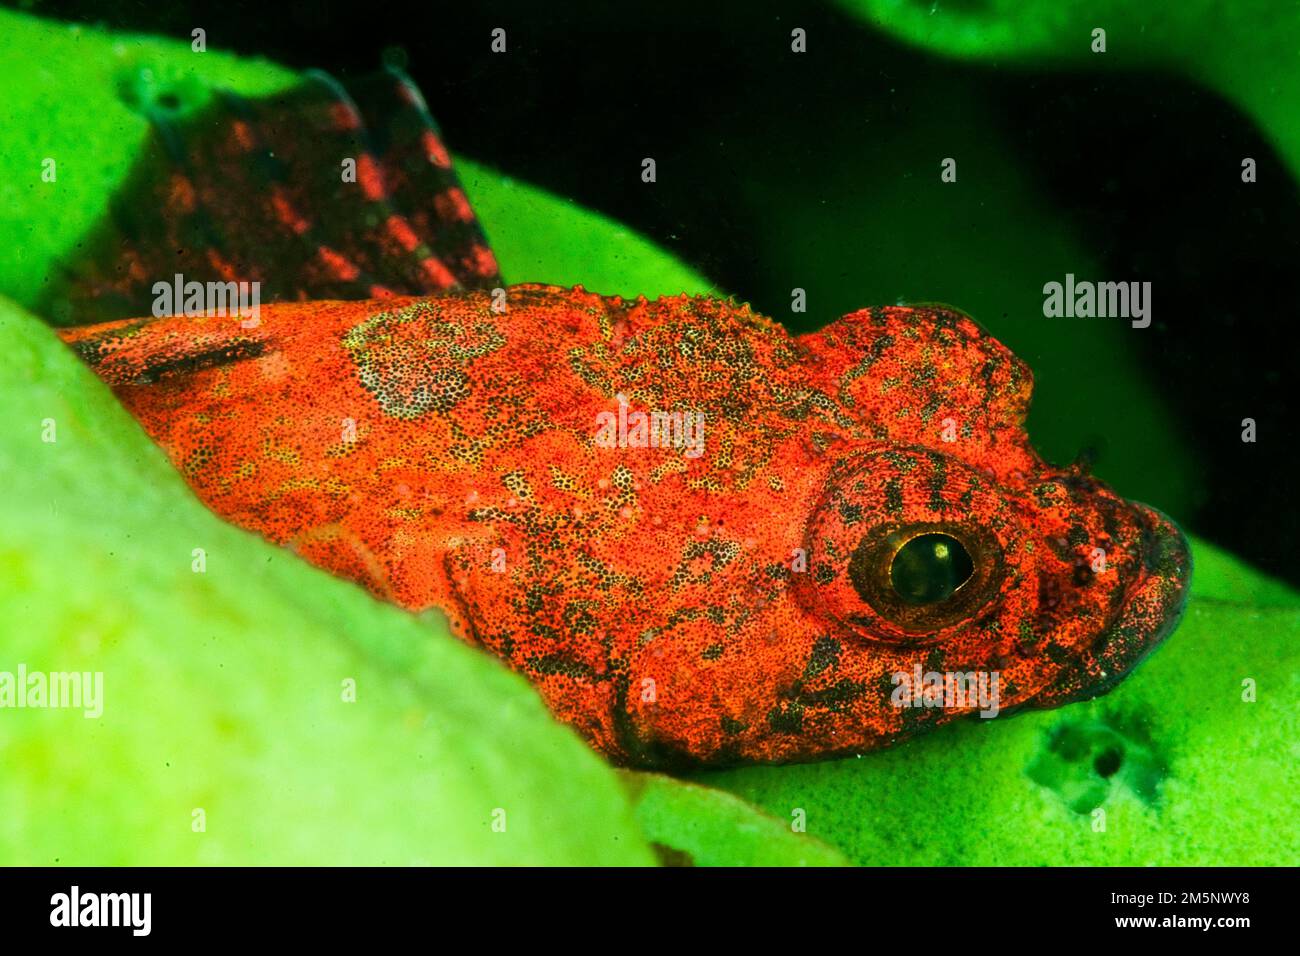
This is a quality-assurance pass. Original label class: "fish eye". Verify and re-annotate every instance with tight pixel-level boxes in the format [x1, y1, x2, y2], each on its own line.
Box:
[887, 533, 974, 605]
[838, 521, 1001, 637]
[799, 451, 1014, 641]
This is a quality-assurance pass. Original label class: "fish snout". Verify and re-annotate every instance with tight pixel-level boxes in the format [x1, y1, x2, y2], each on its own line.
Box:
[1036, 502, 1192, 708]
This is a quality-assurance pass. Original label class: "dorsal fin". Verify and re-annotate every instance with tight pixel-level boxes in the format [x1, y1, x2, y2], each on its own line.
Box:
[45, 65, 500, 327]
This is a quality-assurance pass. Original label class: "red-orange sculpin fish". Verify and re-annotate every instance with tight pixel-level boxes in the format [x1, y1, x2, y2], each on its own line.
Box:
[56, 66, 1191, 767]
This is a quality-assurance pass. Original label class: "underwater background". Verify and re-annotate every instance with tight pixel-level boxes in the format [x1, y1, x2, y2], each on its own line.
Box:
[0, 0, 1296, 865]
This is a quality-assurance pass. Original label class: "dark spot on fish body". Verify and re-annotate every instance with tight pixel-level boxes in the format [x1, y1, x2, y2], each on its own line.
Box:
[526, 652, 597, 681]
[799, 678, 867, 713]
[528, 621, 562, 643]
[1044, 643, 1072, 666]
[130, 339, 268, 384]
[1017, 622, 1039, 651]
[1072, 560, 1095, 588]
[927, 452, 948, 511]
[884, 476, 905, 518]
[720, 716, 747, 735]
[1033, 484, 1058, 509]
[763, 562, 791, 581]
[561, 601, 598, 635]
[803, 635, 841, 679]
[767, 700, 805, 735]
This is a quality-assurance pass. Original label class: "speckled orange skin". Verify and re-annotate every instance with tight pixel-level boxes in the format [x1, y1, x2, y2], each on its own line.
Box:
[61, 287, 1190, 767]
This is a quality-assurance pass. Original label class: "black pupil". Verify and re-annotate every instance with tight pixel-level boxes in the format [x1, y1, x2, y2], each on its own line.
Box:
[889, 533, 974, 605]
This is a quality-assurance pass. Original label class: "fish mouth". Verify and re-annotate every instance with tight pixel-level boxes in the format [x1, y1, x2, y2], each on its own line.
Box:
[1035, 503, 1193, 708]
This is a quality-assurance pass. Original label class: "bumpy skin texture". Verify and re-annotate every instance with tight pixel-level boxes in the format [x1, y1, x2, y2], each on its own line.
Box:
[53, 67, 1189, 766]
[60, 288, 1191, 767]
